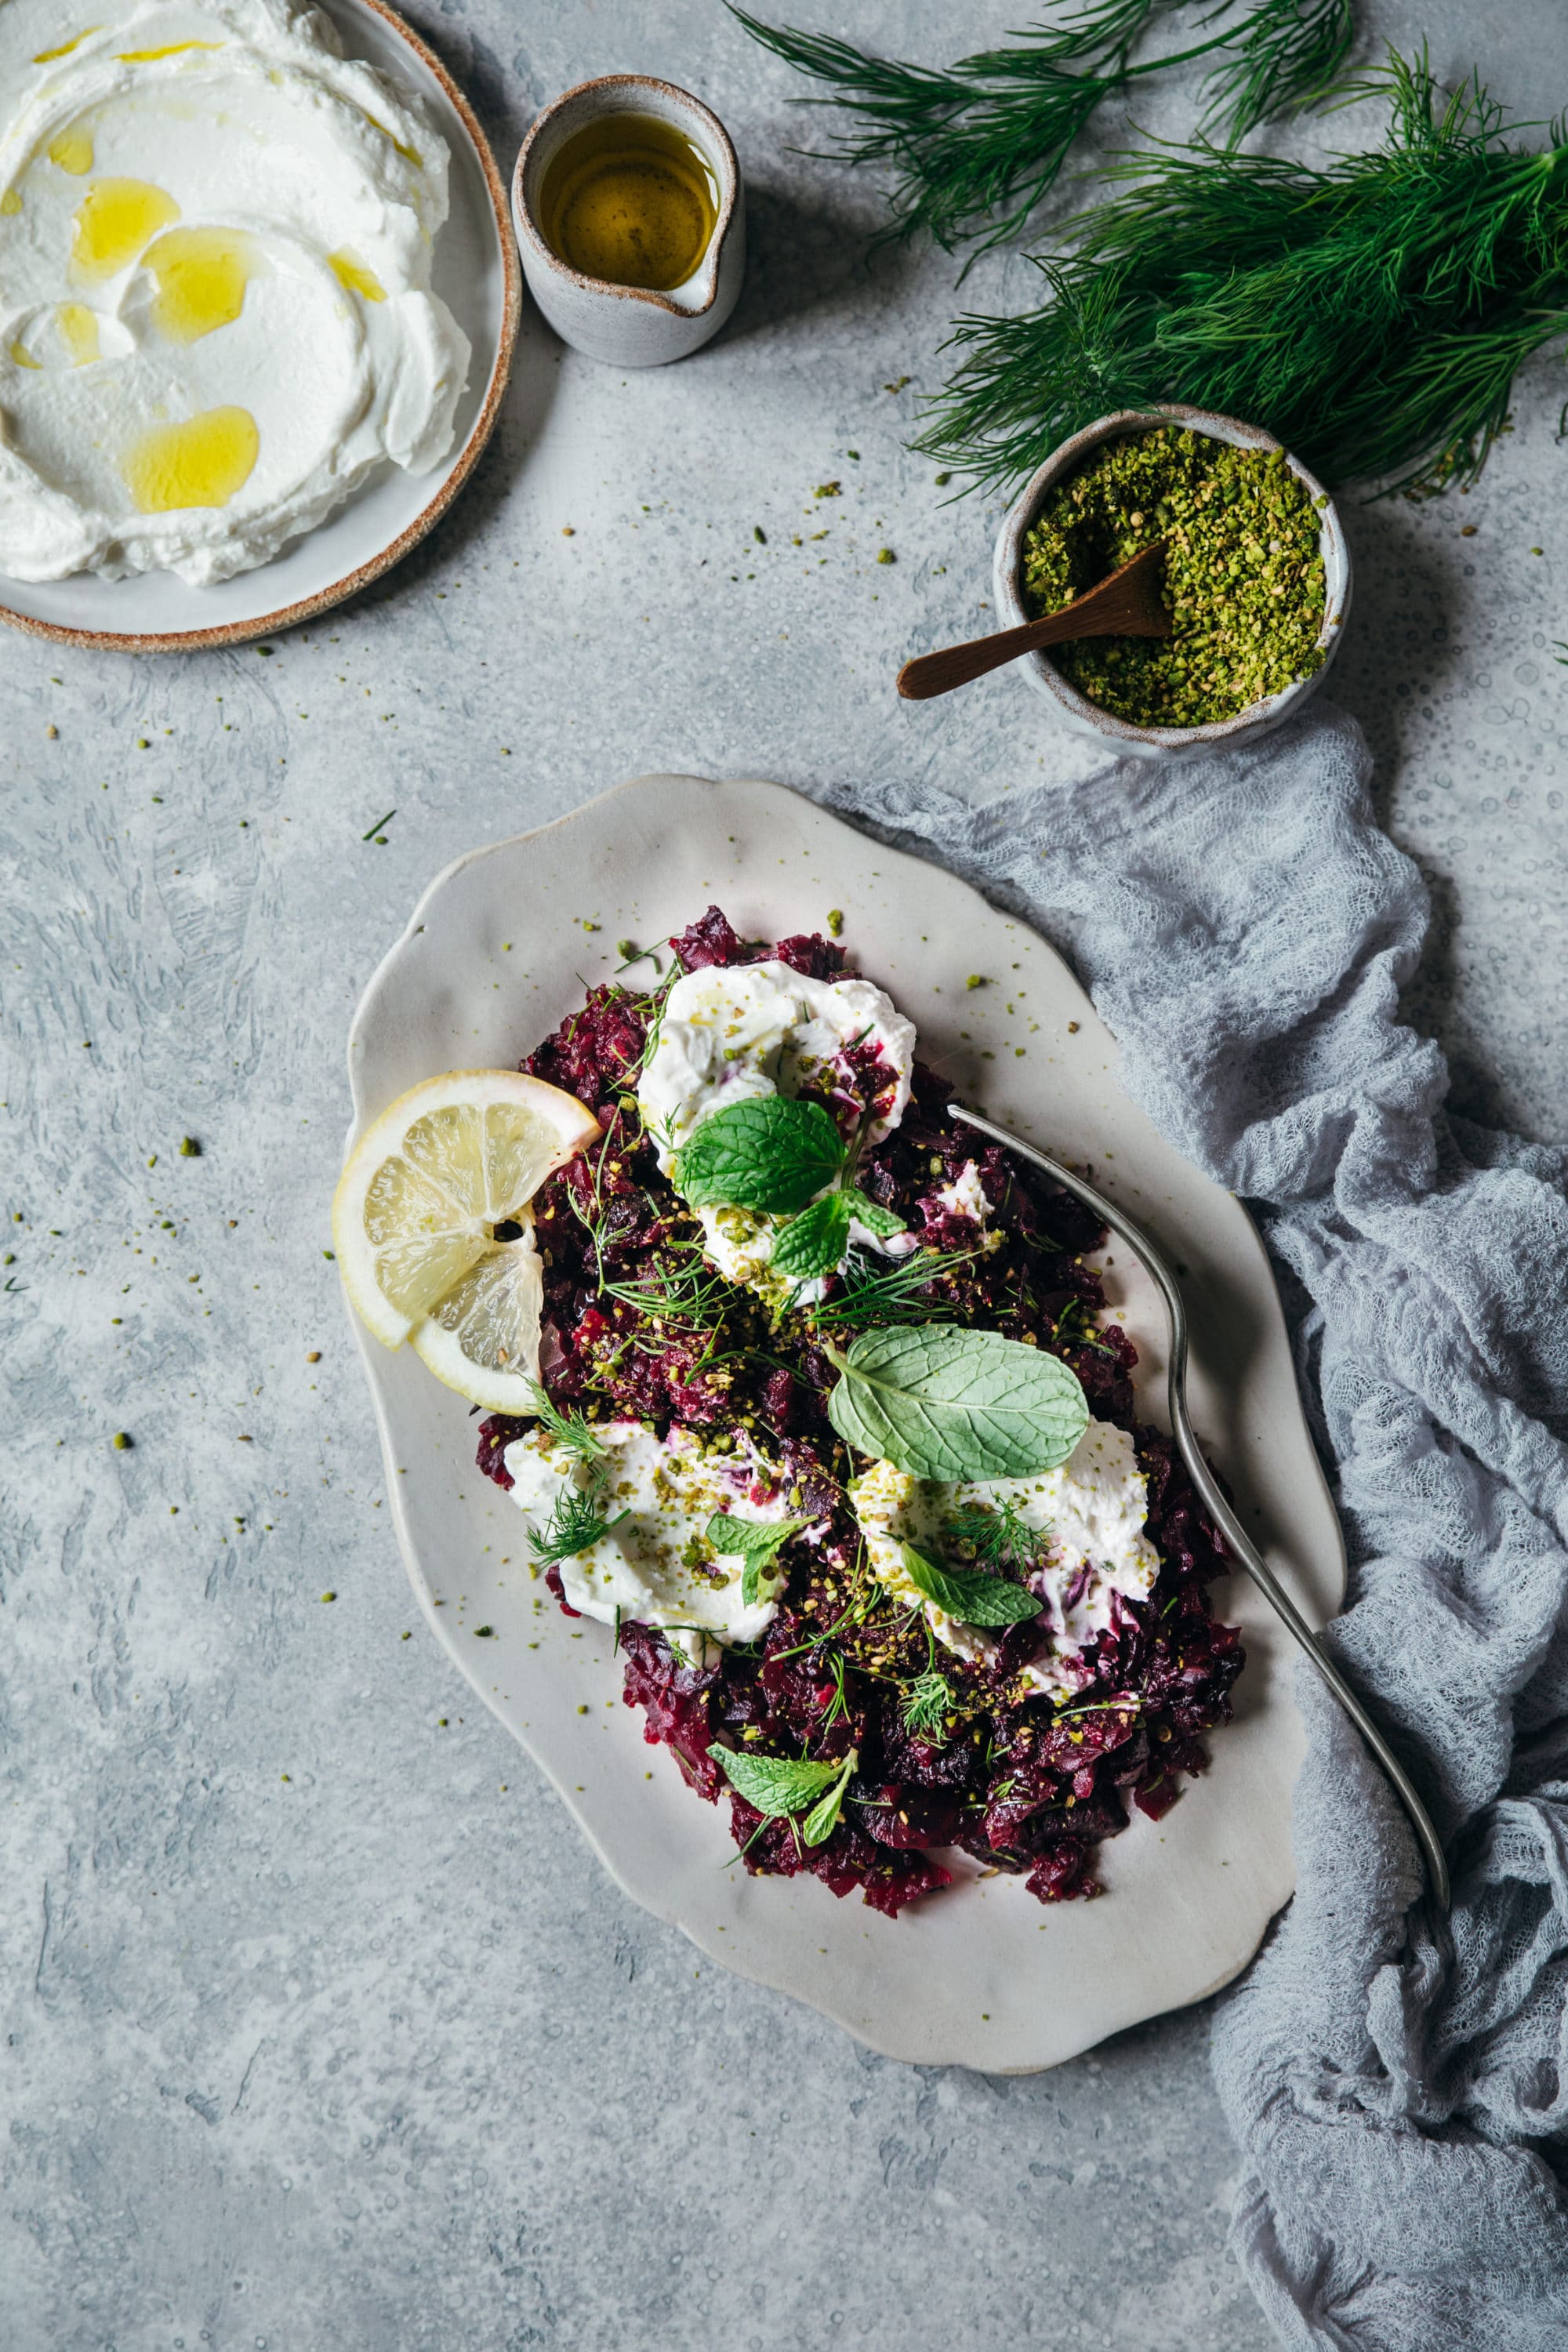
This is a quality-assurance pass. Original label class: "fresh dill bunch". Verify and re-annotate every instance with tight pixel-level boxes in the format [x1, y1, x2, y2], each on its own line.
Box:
[528, 1484, 629, 1568]
[807, 1243, 983, 1333]
[920, 51, 1568, 497]
[729, 2, 1352, 256]
[901, 1669, 955, 1740]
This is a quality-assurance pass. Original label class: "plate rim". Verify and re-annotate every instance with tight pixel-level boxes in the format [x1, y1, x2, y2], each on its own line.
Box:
[0, 0, 521, 655]
[343, 773, 1347, 2070]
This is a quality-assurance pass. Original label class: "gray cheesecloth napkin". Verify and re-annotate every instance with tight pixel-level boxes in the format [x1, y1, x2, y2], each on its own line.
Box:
[818, 701, 1568, 2350]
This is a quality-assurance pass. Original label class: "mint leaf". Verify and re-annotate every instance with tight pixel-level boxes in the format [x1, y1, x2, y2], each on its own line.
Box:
[674, 1097, 846, 1214]
[801, 1751, 856, 1846]
[826, 1325, 1088, 1479]
[773, 1190, 853, 1280]
[706, 1511, 809, 1606]
[899, 1542, 1041, 1628]
[849, 1192, 906, 1240]
[709, 1744, 855, 1821]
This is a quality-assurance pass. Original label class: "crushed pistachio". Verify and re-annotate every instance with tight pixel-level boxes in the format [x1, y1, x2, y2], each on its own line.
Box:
[1019, 426, 1326, 728]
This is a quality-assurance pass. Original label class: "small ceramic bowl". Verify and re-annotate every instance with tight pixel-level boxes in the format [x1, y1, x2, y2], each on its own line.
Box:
[512, 75, 744, 368]
[991, 405, 1352, 760]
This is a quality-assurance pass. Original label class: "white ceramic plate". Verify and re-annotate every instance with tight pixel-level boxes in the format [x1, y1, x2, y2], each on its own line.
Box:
[343, 775, 1345, 2072]
[0, 0, 519, 653]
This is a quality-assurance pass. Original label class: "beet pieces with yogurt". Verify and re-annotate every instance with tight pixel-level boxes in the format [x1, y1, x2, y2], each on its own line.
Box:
[479, 909, 1243, 1916]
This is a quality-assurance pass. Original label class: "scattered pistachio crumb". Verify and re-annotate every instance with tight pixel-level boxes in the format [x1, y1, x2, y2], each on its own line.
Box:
[45, 723, 56, 740]
[826, 908, 844, 938]
[178, 1135, 200, 1157]
[966, 974, 987, 990]
[112, 1432, 131, 1450]
[306, 1349, 321, 1363]
[1067, 1019, 1080, 1033]
[753, 524, 766, 543]
[877, 547, 895, 564]
[321, 1590, 336, 1603]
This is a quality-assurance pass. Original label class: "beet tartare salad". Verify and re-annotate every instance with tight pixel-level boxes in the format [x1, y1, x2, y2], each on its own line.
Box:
[446, 905, 1243, 1918]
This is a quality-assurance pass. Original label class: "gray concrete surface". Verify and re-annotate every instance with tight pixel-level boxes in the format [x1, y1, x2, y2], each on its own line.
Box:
[5, 4, 1566, 2347]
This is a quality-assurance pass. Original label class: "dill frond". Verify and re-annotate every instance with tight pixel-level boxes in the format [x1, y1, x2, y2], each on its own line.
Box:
[1199, 0, 1354, 140]
[919, 50, 1568, 497]
[807, 1243, 984, 1333]
[524, 1380, 610, 1472]
[599, 1258, 738, 1329]
[730, 3, 1351, 257]
[901, 1670, 955, 1740]
[947, 1497, 1051, 1572]
[527, 1485, 629, 1568]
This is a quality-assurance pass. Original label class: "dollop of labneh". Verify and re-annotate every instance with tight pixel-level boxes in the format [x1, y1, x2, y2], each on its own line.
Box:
[637, 957, 916, 1301]
[851, 1417, 1161, 1697]
[0, 0, 470, 583]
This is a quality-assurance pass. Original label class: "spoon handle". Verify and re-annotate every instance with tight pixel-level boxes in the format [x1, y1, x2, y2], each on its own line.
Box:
[898, 609, 1094, 702]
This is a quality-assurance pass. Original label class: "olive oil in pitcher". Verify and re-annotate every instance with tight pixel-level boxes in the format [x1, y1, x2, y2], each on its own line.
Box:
[538, 112, 719, 292]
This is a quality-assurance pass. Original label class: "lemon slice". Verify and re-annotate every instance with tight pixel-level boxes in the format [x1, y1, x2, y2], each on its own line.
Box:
[409, 1216, 548, 1411]
[333, 1069, 600, 1373]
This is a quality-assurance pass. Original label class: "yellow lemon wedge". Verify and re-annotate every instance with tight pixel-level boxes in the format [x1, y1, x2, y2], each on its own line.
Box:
[332, 1069, 601, 1398]
[408, 1221, 550, 1412]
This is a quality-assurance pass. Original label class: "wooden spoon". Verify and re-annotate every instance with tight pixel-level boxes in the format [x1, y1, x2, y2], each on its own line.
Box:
[896, 540, 1170, 702]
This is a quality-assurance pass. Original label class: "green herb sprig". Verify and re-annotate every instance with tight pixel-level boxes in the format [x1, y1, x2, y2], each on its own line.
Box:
[731, 2, 1352, 258]
[527, 1484, 630, 1569]
[675, 1096, 845, 1214]
[706, 1511, 811, 1606]
[808, 1242, 985, 1332]
[524, 1380, 609, 1471]
[710, 1744, 858, 1846]
[900, 1668, 955, 1740]
[947, 1497, 1051, 1573]
[672, 1096, 906, 1279]
[899, 1541, 1043, 1628]
[826, 1324, 1089, 1481]
[920, 52, 1568, 498]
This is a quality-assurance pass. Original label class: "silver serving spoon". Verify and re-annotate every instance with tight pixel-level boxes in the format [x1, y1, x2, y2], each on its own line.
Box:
[950, 1101, 1450, 1912]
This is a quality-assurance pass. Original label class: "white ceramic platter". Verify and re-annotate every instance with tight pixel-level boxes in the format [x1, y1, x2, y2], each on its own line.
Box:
[343, 775, 1345, 2072]
[0, 0, 519, 653]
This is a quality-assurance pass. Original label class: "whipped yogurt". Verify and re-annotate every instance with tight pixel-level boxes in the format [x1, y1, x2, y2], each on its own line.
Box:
[0, 0, 470, 583]
[851, 1417, 1160, 1698]
[505, 1421, 821, 1663]
[637, 958, 916, 1301]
